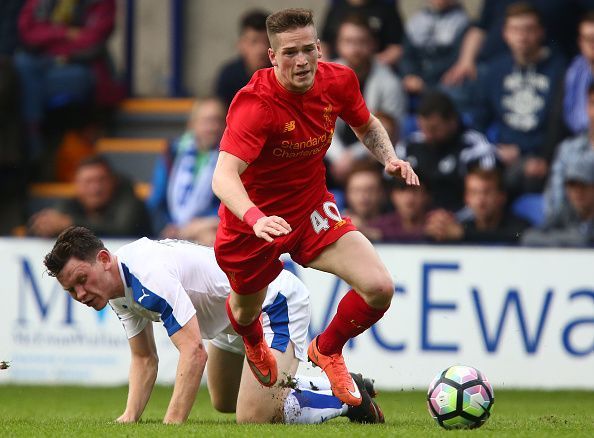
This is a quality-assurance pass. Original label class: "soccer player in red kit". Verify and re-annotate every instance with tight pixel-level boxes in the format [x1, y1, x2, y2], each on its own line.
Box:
[212, 8, 419, 406]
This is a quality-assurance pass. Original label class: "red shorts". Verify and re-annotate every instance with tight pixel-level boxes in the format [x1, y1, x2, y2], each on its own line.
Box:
[214, 192, 357, 294]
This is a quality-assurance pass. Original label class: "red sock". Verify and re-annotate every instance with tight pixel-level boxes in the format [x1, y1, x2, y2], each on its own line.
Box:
[225, 295, 263, 346]
[317, 289, 389, 355]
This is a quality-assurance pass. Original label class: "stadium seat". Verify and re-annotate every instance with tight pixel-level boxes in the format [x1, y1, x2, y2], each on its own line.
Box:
[95, 137, 167, 184]
[119, 98, 194, 114]
[109, 98, 193, 138]
[512, 193, 544, 226]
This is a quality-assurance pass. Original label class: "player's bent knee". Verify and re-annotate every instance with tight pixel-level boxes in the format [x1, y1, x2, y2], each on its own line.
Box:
[211, 398, 236, 414]
[361, 274, 394, 308]
[236, 399, 284, 424]
[234, 306, 262, 326]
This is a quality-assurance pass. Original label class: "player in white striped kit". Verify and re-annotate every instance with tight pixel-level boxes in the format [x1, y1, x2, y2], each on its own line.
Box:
[44, 226, 383, 424]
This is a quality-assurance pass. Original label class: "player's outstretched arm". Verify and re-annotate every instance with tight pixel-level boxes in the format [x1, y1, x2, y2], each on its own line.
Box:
[163, 316, 207, 424]
[212, 151, 253, 219]
[212, 151, 291, 241]
[116, 323, 159, 423]
[352, 115, 420, 186]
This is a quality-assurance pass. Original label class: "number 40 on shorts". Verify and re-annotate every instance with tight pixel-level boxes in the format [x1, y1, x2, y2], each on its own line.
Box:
[310, 202, 342, 234]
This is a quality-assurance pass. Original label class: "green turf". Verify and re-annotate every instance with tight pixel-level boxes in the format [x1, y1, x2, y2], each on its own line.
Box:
[0, 386, 593, 437]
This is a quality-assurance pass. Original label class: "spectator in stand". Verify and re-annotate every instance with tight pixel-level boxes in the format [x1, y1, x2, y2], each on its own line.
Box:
[545, 83, 594, 225]
[442, 0, 585, 89]
[147, 97, 225, 246]
[367, 177, 432, 242]
[29, 155, 151, 238]
[343, 160, 387, 242]
[14, 0, 122, 162]
[320, 0, 404, 66]
[563, 11, 594, 136]
[397, 90, 498, 211]
[326, 14, 405, 185]
[400, 0, 470, 97]
[522, 153, 594, 247]
[215, 10, 270, 107]
[473, 3, 566, 196]
[425, 167, 530, 244]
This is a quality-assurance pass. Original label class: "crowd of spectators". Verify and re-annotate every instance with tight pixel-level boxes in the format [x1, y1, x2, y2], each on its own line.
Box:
[0, 0, 123, 234]
[3, 0, 594, 248]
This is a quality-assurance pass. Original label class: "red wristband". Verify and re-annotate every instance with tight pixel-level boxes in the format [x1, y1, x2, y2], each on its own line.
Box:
[243, 207, 265, 228]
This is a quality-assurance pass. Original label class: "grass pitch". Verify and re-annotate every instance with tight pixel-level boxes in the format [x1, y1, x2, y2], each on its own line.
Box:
[0, 386, 593, 437]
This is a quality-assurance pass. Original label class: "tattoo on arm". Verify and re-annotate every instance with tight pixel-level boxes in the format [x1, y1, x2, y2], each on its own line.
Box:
[361, 119, 397, 165]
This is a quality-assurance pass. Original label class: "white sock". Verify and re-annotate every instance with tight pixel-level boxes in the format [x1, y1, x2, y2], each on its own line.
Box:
[283, 389, 348, 424]
[294, 374, 332, 391]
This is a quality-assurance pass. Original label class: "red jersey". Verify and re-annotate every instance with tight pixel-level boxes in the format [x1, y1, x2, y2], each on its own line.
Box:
[219, 61, 371, 233]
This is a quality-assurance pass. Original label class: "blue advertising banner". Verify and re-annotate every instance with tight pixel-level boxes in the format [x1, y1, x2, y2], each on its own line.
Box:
[1, 238, 592, 389]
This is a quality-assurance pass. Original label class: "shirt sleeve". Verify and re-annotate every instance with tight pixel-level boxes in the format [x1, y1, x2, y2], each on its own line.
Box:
[19, 0, 116, 58]
[128, 270, 196, 337]
[220, 91, 272, 163]
[109, 298, 149, 339]
[202, 249, 233, 296]
[338, 68, 371, 129]
[18, 0, 69, 49]
[58, 0, 116, 58]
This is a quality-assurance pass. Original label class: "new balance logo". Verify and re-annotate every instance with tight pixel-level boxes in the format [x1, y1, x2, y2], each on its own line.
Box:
[284, 120, 296, 132]
[138, 289, 150, 303]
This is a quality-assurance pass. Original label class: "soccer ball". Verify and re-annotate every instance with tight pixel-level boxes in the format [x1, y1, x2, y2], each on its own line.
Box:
[427, 365, 494, 429]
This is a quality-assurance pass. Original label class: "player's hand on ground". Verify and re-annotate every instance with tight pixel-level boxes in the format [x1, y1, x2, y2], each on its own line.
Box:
[253, 216, 292, 242]
[385, 158, 420, 186]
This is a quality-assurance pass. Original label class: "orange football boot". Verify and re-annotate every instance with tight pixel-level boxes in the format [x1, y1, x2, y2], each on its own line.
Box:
[244, 338, 278, 387]
[308, 336, 362, 406]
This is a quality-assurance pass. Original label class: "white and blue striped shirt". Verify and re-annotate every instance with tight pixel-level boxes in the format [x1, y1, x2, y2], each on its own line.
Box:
[110, 238, 231, 339]
[108, 238, 310, 355]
